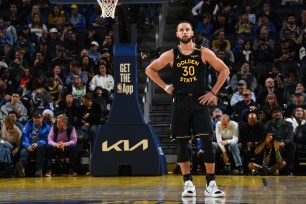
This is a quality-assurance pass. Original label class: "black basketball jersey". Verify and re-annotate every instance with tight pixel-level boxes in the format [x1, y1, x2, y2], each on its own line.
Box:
[172, 44, 208, 95]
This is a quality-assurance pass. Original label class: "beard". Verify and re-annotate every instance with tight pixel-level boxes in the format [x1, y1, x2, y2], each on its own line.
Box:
[178, 36, 193, 44]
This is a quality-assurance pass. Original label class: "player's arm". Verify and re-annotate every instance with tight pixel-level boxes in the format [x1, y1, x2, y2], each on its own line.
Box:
[201, 47, 230, 94]
[145, 50, 174, 93]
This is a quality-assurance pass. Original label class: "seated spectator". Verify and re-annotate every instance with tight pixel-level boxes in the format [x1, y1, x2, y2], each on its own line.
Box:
[100, 34, 113, 53]
[30, 83, 54, 113]
[235, 12, 254, 35]
[212, 13, 233, 36]
[261, 93, 280, 124]
[45, 114, 78, 177]
[265, 106, 296, 175]
[286, 106, 306, 135]
[234, 40, 254, 65]
[56, 93, 79, 126]
[78, 93, 103, 147]
[230, 80, 256, 107]
[0, 25, 13, 47]
[7, 109, 23, 131]
[0, 67, 19, 95]
[26, 4, 47, 25]
[0, 115, 22, 177]
[67, 75, 88, 108]
[257, 77, 284, 107]
[0, 91, 28, 122]
[231, 35, 245, 57]
[239, 113, 266, 173]
[89, 63, 114, 92]
[211, 30, 231, 51]
[286, 90, 306, 117]
[213, 114, 243, 175]
[80, 55, 95, 80]
[287, 82, 306, 105]
[214, 47, 234, 68]
[274, 38, 298, 63]
[47, 5, 66, 27]
[253, 14, 277, 35]
[195, 13, 213, 38]
[63, 29, 83, 59]
[32, 51, 49, 81]
[93, 86, 110, 117]
[28, 14, 48, 41]
[88, 41, 102, 64]
[191, 0, 216, 22]
[9, 50, 29, 83]
[193, 29, 209, 48]
[45, 73, 63, 105]
[42, 109, 55, 127]
[52, 49, 72, 77]
[7, 2, 24, 29]
[67, 4, 86, 29]
[248, 133, 286, 175]
[3, 16, 17, 44]
[230, 62, 257, 92]
[66, 61, 88, 86]
[16, 111, 51, 177]
[233, 89, 259, 122]
[279, 14, 301, 41]
[52, 64, 66, 86]
[84, 26, 101, 48]
[258, 2, 278, 28]
[242, 3, 256, 25]
[211, 108, 223, 131]
[253, 28, 275, 62]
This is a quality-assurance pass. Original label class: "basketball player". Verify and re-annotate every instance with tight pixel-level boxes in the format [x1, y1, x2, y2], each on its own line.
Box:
[145, 21, 229, 197]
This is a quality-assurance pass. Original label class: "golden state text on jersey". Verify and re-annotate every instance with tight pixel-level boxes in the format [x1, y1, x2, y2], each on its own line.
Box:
[172, 45, 207, 95]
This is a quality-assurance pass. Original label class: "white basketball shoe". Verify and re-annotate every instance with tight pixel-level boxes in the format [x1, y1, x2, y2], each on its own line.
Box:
[182, 180, 196, 197]
[204, 181, 225, 197]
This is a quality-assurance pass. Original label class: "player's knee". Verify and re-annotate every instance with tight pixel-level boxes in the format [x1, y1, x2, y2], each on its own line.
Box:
[177, 138, 190, 163]
[200, 135, 215, 163]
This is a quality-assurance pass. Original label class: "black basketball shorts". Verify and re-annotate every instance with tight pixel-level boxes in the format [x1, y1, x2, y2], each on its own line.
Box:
[171, 94, 212, 139]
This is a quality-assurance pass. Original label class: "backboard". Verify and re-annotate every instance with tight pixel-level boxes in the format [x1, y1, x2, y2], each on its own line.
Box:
[49, 0, 166, 4]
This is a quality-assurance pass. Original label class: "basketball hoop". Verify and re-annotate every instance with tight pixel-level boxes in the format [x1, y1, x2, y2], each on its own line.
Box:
[97, 0, 118, 19]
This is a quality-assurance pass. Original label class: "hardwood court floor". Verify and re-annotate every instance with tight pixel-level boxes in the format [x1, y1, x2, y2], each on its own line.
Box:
[1, 174, 306, 203]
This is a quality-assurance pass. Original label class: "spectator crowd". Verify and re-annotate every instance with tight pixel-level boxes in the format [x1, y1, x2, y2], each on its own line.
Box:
[189, 0, 306, 176]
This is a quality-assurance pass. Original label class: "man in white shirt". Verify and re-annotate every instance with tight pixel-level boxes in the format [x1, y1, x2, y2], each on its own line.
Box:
[213, 114, 243, 175]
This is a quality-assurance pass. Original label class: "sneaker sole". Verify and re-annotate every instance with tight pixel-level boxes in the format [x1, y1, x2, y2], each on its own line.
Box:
[204, 190, 225, 197]
[182, 191, 196, 197]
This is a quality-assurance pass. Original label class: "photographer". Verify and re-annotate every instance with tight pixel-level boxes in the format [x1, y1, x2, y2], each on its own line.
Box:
[248, 133, 286, 175]
[265, 106, 296, 175]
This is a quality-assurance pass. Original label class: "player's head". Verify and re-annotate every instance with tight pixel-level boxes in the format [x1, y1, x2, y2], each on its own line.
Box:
[176, 21, 194, 44]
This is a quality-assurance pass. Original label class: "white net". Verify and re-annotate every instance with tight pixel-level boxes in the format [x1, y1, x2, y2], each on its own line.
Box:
[97, 0, 118, 19]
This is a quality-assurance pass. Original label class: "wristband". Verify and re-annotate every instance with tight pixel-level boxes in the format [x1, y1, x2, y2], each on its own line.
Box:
[164, 84, 172, 91]
[210, 90, 217, 96]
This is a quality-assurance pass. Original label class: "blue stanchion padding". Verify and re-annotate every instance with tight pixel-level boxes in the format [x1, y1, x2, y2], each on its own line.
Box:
[90, 124, 165, 176]
[108, 44, 144, 124]
[90, 44, 167, 176]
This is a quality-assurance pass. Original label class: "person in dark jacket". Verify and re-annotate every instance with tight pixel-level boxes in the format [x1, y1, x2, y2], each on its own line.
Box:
[265, 106, 296, 175]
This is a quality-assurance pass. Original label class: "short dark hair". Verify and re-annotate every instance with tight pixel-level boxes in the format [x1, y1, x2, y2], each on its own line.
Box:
[176, 21, 193, 31]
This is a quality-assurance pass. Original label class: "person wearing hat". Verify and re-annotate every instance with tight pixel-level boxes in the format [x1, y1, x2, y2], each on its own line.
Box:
[230, 62, 257, 92]
[230, 79, 256, 107]
[233, 89, 259, 122]
[67, 4, 86, 29]
[88, 41, 102, 62]
[16, 110, 51, 177]
[265, 106, 296, 175]
[285, 90, 306, 117]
